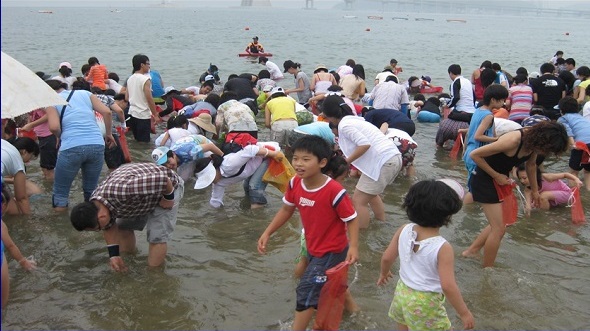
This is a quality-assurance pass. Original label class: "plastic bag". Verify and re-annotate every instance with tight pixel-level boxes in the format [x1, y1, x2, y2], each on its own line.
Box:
[575, 141, 590, 165]
[94, 112, 107, 137]
[493, 180, 518, 226]
[314, 261, 350, 331]
[262, 156, 295, 193]
[449, 132, 463, 160]
[571, 187, 586, 225]
[116, 126, 132, 163]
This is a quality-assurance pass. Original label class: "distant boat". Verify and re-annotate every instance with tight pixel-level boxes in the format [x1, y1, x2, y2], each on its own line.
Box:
[38, 10, 53, 14]
[368, 15, 383, 20]
[110, 9, 122, 13]
[415, 17, 434, 21]
[392, 17, 409, 21]
[343, 15, 357, 19]
[447, 19, 467, 23]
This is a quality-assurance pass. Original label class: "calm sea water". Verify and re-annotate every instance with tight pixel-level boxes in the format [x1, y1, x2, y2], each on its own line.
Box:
[2, 6, 590, 330]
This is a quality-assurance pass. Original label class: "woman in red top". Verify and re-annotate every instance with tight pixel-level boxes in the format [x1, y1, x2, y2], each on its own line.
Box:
[471, 60, 492, 103]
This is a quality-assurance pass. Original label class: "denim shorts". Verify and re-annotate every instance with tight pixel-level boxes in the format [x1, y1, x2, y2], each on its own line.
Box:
[295, 246, 348, 312]
[52, 144, 104, 208]
[243, 158, 269, 205]
[116, 179, 184, 243]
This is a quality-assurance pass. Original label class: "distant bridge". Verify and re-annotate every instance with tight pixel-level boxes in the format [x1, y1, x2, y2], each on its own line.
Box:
[360, 0, 588, 17]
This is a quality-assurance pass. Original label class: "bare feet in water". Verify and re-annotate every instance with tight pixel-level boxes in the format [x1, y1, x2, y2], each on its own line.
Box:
[461, 249, 481, 258]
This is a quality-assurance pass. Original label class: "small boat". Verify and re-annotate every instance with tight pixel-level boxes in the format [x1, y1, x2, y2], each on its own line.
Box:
[38, 10, 53, 14]
[447, 19, 467, 23]
[415, 17, 434, 21]
[110, 9, 122, 13]
[238, 52, 273, 57]
[421, 86, 443, 94]
[367, 15, 383, 20]
[392, 17, 409, 21]
[343, 15, 357, 19]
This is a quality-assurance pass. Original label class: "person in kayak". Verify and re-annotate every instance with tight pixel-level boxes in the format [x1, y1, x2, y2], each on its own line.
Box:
[246, 36, 264, 54]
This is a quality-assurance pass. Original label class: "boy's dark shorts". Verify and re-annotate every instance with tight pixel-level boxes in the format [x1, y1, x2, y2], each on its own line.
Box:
[569, 147, 590, 171]
[295, 246, 348, 312]
[129, 117, 151, 143]
[38, 135, 58, 170]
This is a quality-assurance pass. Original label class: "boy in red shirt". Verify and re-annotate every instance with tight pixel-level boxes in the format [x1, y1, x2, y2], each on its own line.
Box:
[258, 135, 359, 330]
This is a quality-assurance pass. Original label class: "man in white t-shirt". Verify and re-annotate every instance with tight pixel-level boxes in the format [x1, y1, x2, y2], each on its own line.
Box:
[259, 56, 284, 81]
[125, 54, 158, 143]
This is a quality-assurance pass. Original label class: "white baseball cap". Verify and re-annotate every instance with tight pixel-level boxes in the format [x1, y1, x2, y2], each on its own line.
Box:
[152, 146, 171, 165]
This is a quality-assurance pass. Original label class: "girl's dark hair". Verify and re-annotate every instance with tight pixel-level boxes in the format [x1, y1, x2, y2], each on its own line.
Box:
[258, 69, 271, 79]
[219, 91, 239, 104]
[480, 60, 492, 69]
[88, 57, 100, 65]
[523, 121, 568, 156]
[426, 96, 441, 107]
[193, 155, 224, 176]
[201, 80, 215, 90]
[413, 93, 426, 102]
[45, 79, 67, 91]
[517, 163, 542, 188]
[204, 93, 221, 108]
[324, 154, 348, 179]
[59, 66, 72, 77]
[352, 64, 365, 80]
[108, 72, 120, 82]
[558, 71, 576, 94]
[403, 180, 462, 228]
[575, 66, 590, 79]
[3, 119, 16, 136]
[331, 72, 340, 84]
[11, 137, 39, 157]
[322, 95, 354, 119]
[345, 59, 355, 67]
[480, 68, 497, 88]
[81, 64, 91, 76]
[72, 79, 91, 91]
[173, 114, 188, 128]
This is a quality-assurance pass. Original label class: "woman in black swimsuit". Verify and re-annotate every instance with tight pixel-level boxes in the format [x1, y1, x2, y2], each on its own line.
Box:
[462, 122, 569, 267]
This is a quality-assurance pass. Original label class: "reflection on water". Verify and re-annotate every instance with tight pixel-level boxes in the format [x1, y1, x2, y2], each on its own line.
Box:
[2, 6, 590, 330]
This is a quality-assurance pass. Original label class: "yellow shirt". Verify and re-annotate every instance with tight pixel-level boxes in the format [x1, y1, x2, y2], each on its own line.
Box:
[266, 97, 297, 124]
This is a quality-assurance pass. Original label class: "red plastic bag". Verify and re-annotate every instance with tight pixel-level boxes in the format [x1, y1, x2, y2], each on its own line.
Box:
[493, 180, 518, 226]
[575, 141, 590, 165]
[571, 187, 586, 225]
[116, 126, 132, 163]
[16, 128, 37, 141]
[449, 132, 463, 160]
[314, 261, 349, 331]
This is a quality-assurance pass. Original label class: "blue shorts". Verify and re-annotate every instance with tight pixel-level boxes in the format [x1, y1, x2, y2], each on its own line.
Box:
[295, 246, 348, 312]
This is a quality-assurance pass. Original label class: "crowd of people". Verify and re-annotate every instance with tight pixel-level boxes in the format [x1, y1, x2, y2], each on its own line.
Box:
[2, 50, 589, 330]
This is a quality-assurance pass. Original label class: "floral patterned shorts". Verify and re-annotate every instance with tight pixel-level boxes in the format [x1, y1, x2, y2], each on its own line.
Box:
[388, 279, 451, 330]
